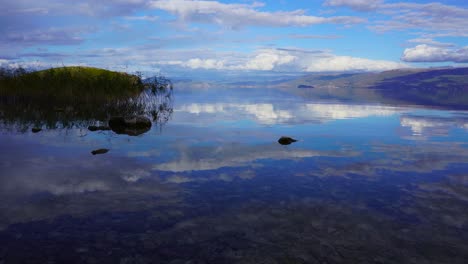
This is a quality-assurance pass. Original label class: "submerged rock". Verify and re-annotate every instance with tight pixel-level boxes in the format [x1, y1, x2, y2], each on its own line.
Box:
[31, 127, 42, 133]
[88, 125, 111, 132]
[297, 84, 314, 89]
[91, 148, 109, 155]
[108, 116, 152, 136]
[278, 136, 297, 145]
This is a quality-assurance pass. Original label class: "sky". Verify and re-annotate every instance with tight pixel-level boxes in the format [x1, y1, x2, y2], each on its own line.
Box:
[1, 0, 468, 76]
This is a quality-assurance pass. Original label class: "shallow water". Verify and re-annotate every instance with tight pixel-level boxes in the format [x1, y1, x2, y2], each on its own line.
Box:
[1, 87, 468, 263]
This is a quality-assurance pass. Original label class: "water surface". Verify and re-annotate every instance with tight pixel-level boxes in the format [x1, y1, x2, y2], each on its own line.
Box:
[1, 87, 468, 263]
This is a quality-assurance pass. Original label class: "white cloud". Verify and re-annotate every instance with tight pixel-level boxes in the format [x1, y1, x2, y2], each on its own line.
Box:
[324, 0, 383, 11]
[2, 0, 150, 16]
[185, 58, 226, 70]
[124, 15, 159, 21]
[5, 27, 85, 45]
[148, 0, 364, 29]
[155, 48, 404, 72]
[407, 38, 454, 48]
[289, 34, 343, 39]
[305, 55, 404, 72]
[324, 1, 468, 39]
[402, 44, 468, 63]
[0, 59, 9, 66]
[241, 49, 297, 71]
[0, 59, 50, 70]
[371, 2, 468, 37]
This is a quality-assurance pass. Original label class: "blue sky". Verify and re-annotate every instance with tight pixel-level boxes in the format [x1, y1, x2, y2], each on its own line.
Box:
[1, 0, 468, 75]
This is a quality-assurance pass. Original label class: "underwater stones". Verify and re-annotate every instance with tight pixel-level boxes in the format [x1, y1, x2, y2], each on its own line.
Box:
[88, 125, 111, 132]
[91, 148, 109, 155]
[31, 127, 42, 133]
[278, 136, 297, 145]
[108, 116, 152, 136]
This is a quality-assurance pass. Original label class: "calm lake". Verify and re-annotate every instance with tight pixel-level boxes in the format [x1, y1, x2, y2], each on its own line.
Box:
[1, 85, 468, 263]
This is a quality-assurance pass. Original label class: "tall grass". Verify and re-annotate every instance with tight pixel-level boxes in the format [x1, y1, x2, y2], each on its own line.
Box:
[0, 66, 173, 131]
[0, 66, 144, 99]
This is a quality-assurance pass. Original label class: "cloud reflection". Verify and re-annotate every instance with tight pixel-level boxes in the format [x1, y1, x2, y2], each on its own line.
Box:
[152, 143, 357, 172]
[176, 102, 404, 125]
[400, 114, 468, 137]
[0, 136, 181, 230]
[318, 142, 468, 178]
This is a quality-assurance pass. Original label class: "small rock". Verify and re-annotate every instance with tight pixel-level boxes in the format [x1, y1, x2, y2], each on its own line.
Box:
[88, 126, 98, 131]
[278, 136, 297, 145]
[91, 148, 109, 155]
[88, 125, 111, 131]
[31, 128, 42, 133]
[109, 116, 152, 136]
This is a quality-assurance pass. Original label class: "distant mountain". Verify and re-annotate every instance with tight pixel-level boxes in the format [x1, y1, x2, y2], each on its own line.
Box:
[280, 67, 468, 109]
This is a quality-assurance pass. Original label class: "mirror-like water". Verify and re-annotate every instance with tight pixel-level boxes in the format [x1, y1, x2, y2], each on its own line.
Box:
[1, 86, 468, 263]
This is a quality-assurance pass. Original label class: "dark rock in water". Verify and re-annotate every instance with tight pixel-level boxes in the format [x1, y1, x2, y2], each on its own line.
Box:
[31, 127, 42, 133]
[91, 148, 109, 155]
[88, 126, 98, 131]
[297, 84, 314, 89]
[109, 116, 152, 136]
[278, 136, 297, 145]
[88, 125, 111, 132]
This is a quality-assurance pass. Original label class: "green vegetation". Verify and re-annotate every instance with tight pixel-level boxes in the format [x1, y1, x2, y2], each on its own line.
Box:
[0, 66, 173, 131]
[0, 66, 144, 99]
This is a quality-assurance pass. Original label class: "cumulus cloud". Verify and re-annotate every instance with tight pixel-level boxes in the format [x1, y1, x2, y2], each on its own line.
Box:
[155, 48, 404, 72]
[185, 58, 226, 70]
[241, 49, 297, 71]
[324, 0, 383, 11]
[305, 55, 404, 72]
[402, 44, 468, 63]
[148, 0, 364, 29]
